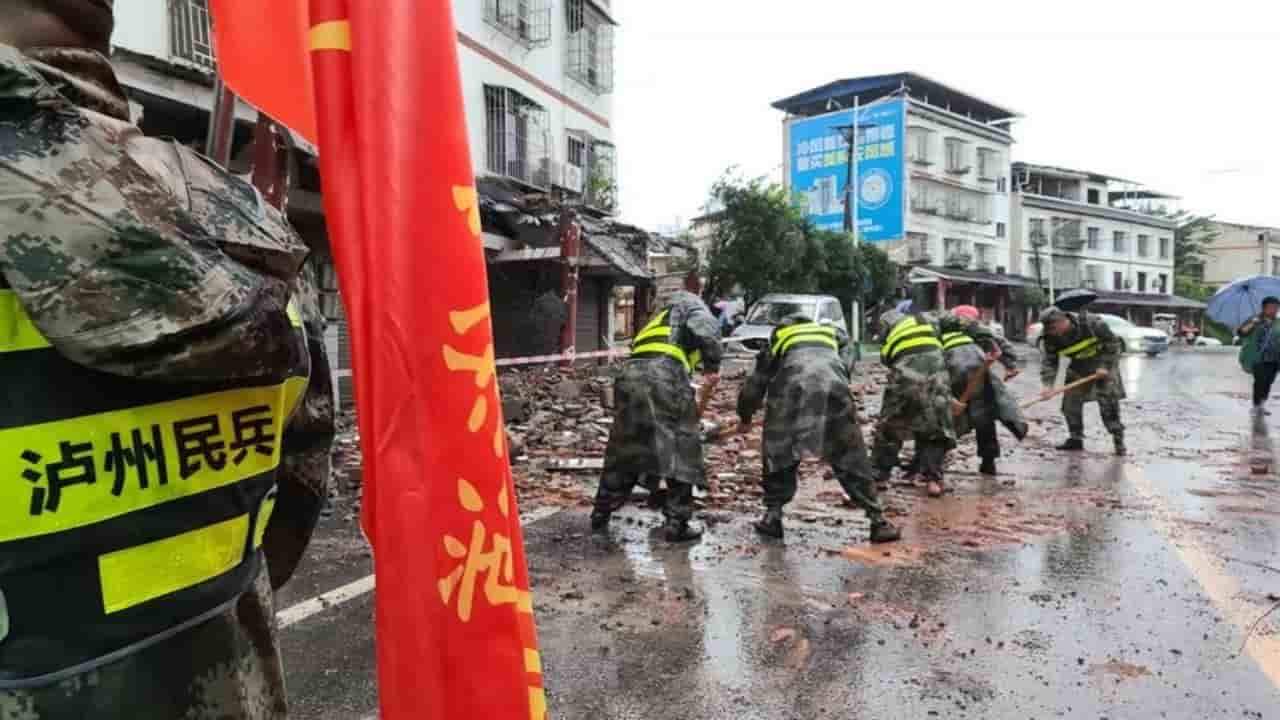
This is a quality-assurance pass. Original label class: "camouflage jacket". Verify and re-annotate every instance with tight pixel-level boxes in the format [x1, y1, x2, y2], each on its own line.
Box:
[943, 333, 1025, 436]
[874, 311, 995, 444]
[602, 292, 721, 487]
[0, 46, 334, 718]
[737, 317, 867, 473]
[1040, 311, 1126, 400]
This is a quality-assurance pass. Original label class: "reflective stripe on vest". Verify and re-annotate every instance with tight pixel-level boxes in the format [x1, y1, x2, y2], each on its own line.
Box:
[941, 332, 976, 351]
[881, 316, 942, 363]
[1061, 336, 1100, 359]
[0, 288, 307, 687]
[630, 308, 700, 371]
[770, 322, 839, 356]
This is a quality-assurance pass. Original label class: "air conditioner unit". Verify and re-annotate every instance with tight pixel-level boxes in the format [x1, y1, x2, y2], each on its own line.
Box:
[562, 163, 584, 193]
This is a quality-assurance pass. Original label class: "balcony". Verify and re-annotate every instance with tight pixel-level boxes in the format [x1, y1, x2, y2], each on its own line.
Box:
[1053, 234, 1086, 252]
[944, 251, 972, 269]
[907, 241, 932, 265]
[1030, 230, 1048, 247]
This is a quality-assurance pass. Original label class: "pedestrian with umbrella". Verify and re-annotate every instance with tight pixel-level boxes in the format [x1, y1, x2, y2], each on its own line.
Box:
[1207, 276, 1280, 416]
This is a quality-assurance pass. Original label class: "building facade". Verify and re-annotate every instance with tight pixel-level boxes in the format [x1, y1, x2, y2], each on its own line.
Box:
[772, 73, 1029, 333]
[1010, 163, 1198, 325]
[456, 0, 618, 212]
[1197, 220, 1280, 288]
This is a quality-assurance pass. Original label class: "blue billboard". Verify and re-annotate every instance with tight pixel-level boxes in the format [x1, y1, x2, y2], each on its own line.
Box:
[788, 99, 905, 242]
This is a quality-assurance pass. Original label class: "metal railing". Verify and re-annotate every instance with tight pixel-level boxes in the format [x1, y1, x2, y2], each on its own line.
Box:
[566, 0, 615, 93]
[171, 0, 215, 68]
[484, 0, 552, 47]
[484, 86, 551, 190]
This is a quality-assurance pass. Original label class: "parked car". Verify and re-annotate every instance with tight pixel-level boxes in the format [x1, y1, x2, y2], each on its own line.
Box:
[724, 294, 845, 355]
[1194, 336, 1223, 347]
[989, 320, 1006, 338]
[1026, 313, 1169, 356]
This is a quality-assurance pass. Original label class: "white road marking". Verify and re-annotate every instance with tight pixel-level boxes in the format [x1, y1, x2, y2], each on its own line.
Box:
[275, 507, 564, 629]
[277, 574, 376, 629]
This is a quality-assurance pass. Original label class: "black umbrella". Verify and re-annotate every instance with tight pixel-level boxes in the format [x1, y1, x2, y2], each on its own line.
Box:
[1054, 288, 1098, 313]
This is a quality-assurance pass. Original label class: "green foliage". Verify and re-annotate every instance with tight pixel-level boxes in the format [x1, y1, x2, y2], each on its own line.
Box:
[704, 171, 898, 309]
[1144, 208, 1219, 276]
[1174, 274, 1215, 303]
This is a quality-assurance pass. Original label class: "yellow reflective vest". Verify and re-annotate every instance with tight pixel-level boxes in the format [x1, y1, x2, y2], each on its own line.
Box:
[941, 331, 976, 351]
[770, 322, 839, 357]
[0, 287, 308, 688]
[881, 315, 943, 364]
[631, 307, 702, 372]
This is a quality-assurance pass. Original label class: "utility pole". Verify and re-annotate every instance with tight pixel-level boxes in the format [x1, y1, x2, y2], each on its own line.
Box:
[838, 95, 863, 350]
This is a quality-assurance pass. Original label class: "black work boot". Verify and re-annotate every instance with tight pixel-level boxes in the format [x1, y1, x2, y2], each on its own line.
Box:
[1010, 421, 1030, 442]
[899, 455, 921, 475]
[869, 518, 902, 544]
[1056, 437, 1085, 451]
[645, 488, 668, 510]
[979, 458, 998, 476]
[1113, 434, 1127, 457]
[590, 511, 611, 532]
[753, 508, 785, 539]
[663, 518, 704, 542]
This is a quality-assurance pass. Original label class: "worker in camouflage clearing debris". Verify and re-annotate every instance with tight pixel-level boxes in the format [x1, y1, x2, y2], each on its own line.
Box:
[930, 305, 1028, 477]
[591, 276, 723, 542]
[736, 314, 901, 543]
[873, 303, 1001, 497]
[1038, 306, 1127, 456]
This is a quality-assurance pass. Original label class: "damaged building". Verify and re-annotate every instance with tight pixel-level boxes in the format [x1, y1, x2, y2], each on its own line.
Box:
[479, 180, 654, 363]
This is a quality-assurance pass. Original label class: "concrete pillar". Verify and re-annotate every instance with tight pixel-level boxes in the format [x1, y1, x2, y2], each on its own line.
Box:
[558, 211, 582, 366]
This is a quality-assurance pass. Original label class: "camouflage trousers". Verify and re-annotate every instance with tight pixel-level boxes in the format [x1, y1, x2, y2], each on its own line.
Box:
[593, 472, 694, 523]
[762, 463, 883, 521]
[1062, 390, 1124, 438]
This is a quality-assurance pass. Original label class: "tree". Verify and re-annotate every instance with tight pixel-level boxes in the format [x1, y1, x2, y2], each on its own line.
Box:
[704, 172, 816, 303]
[1172, 213, 1218, 276]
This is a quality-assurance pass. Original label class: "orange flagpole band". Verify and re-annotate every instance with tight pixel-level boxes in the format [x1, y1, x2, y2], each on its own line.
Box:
[310, 20, 352, 51]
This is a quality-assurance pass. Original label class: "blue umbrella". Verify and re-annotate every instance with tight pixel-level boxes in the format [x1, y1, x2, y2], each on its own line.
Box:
[895, 299, 914, 314]
[1206, 275, 1280, 328]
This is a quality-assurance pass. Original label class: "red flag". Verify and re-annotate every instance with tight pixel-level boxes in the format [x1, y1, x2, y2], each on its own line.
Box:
[207, 0, 316, 143]
[210, 3, 547, 719]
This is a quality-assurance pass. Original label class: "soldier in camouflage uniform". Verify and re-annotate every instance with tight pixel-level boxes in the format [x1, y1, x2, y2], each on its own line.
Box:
[935, 305, 1027, 476]
[592, 287, 723, 542]
[736, 315, 900, 543]
[1038, 307, 1126, 456]
[872, 305, 1000, 497]
[0, 3, 334, 717]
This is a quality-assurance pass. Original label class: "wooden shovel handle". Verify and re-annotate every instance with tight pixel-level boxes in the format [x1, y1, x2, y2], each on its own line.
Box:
[1021, 371, 1105, 409]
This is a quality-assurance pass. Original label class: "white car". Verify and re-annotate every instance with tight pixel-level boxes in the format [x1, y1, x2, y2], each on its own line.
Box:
[1194, 336, 1223, 347]
[1027, 313, 1169, 356]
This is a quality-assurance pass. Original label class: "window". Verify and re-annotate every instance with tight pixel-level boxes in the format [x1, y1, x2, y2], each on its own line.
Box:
[484, 86, 551, 189]
[1087, 188, 1101, 205]
[1137, 272, 1147, 292]
[1272, 256, 1280, 276]
[1159, 237, 1170, 259]
[908, 127, 934, 165]
[587, 141, 617, 212]
[1158, 273, 1168, 293]
[996, 222, 1006, 239]
[907, 233, 931, 263]
[566, 0, 615, 93]
[484, 0, 552, 46]
[1113, 271, 1124, 290]
[1086, 265, 1103, 289]
[945, 138, 970, 175]
[974, 243, 994, 269]
[977, 149, 1000, 181]
[1137, 234, 1151, 257]
[996, 176, 1007, 193]
[1113, 231, 1127, 253]
[1029, 218, 1046, 245]
[818, 302, 843, 325]
[944, 238, 969, 265]
[170, 0, 215, 68]
[1087, 227, 1101, 250]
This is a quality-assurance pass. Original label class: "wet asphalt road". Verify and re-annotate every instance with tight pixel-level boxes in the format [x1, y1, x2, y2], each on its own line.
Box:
[278, 348, 1280, 719]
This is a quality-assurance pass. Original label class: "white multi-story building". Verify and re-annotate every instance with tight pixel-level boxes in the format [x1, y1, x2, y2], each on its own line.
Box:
[455, 0, 618, 211]
[1010, 163, 1202, 326]
[773, 73, 1023, 329]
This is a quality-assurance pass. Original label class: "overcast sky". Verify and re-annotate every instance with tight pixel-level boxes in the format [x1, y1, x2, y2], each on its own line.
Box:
[611, 1, 1279, 233]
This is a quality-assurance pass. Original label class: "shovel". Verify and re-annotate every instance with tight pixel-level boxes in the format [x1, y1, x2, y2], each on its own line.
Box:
[1020, 371, 1105, 410]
